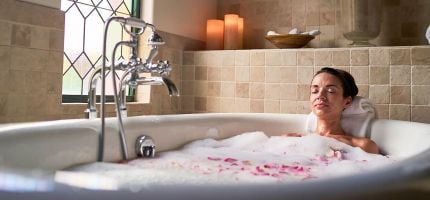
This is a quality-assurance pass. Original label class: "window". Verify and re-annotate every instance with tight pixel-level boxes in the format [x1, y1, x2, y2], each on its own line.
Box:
[61, 0, 140, 103]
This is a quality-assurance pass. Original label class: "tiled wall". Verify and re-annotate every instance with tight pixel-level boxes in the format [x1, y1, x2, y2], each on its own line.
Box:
[0, 0, 195, 123]
[181, 46, 430, 124]
[217, 0, 430, 49]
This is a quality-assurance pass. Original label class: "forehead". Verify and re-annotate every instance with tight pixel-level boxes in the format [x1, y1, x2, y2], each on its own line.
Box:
[311, 73, 342, 86]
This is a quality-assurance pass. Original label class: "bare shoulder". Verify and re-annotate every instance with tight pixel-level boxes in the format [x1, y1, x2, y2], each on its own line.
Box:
[353, 137, 380, 154]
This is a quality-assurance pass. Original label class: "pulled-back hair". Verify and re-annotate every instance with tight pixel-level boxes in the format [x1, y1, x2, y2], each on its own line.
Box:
[313, 67, 358, 98]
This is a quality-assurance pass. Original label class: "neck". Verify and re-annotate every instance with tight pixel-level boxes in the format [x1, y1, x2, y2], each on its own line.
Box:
[316, 117, 345, 136]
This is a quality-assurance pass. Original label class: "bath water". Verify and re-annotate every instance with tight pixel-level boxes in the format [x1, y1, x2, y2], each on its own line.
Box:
[65, 132, 395, 189]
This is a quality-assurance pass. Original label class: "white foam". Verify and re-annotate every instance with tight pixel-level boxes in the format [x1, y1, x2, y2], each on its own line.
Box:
[65, 132, 395, 190]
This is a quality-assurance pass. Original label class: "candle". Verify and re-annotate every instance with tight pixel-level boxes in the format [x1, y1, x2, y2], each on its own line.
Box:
[238, 17, 244, 49]
[206, 19, 224, 50]
[224, 14, 239, 50]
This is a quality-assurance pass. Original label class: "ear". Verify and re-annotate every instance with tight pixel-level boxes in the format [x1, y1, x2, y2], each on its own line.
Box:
[344, 96, 353, 109]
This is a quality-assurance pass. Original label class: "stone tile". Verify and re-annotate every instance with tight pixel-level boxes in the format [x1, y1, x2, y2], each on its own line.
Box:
[250, 51, 265, 66]
[220, 98, 235, 113]
[11, 24, 31, 47]
[283, 51, 297, 66]
[412, 106, 430, 123]
[206, 97, 221, 112]
[181, 66, 194, 80]
[194, 81, 208, 97]
[411, 47, 430, 65]
[390, 86, 411, 104]
[369, 48, 389, 65]
[0, 21, 12, 45]
[250, 66, 265, 82]
[375, 104, 389, 119]
[207, 81, 221, 97]
[412, 86, 430, 105]
[250, 99, 264, 113]
[183, 52, 194, 65]
[357, 85, 369, 98]
[265, 51, 283, 66]
[369, 66, 389, 84]
[235, 98, 250, 112]
[264, 100, 280, 113]
[249, 82, 264, 99]
[221, 82, 235, 97]
[222, 51, 235, 66]
[315, 50, 332, 66]
[389, 104, 410, 121]
[180, 95, 194, 112]
[265, 83, 280, 100]
[195, 66, 207, 80]
[280, 100, 297, 113]
[332, 50, 350, 66]
[207, 66, 221, 81]
[390, 65, 411, 85]
[412, 66, 430, 85]
[235, 51, 250, 66]
[350, 66, 369, 84]
[280, 66, 298, 83]
[221, 66, 235, 81]
[296, 101, 311, 114]
[236, 66, 250, 82]
[351, 49, 369, 66]
[369, 85, 390, 104]
[49, 29, 64, 51]
[265, 66, 281, 83]
[297, 51, 314, 66]
[280, 83, 298, 100]
[297, 66, 314, 84]
[236, 83, 250, 98]
[297, 84, 310, 101]
[390, 48, 411, 65]
[194, 97, 207, 112]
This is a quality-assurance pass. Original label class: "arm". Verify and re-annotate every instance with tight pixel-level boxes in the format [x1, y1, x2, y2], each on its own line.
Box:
[328, 135, 380, 154]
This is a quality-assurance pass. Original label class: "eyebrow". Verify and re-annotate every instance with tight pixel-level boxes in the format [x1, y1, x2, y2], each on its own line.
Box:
[311, 84, 340, 88]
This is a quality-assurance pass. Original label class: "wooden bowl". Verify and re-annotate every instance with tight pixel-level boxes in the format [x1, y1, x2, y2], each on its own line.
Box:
[265, 34, 315, 48]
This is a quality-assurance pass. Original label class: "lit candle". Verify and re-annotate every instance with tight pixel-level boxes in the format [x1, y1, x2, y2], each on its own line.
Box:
[238, 17, 244, 49]
[206, 19, 224, 50]
[224, 14, 239, 50]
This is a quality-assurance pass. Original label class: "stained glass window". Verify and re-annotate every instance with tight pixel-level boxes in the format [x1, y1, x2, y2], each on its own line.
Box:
[61, 0, 139, 102]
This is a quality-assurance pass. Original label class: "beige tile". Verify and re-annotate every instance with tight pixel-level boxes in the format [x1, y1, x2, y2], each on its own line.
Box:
[11, 24, 31, 47]
[0, 46, 10, 70]
[223, 52, 235, 66]
[412, 106, 430, 123]
[235, 98, 251, 112]
[265, 66, 281, 83]
[221, 82, 235, 97]
[351, 49, 369, 66]
[369, 66, 389, 84]
[251, 99, 264, 113]
[236, 83, 250, 98]
[315, 50, 332, 66]
[390, 65, 411, 85]
[265, 51, 283, 66]
[350, 66, 369, 84]
[180, 95, 194, 112]
[0, 21, 12, 45]
[49, 29, 64, 51]
[195, 66, 207, 80]
[220, 98, 235, 112]
[319, 0, 335, 25]
[250, 83, 265, 99]
[265, 83, 280, 100]
[0, 69, 10, 95]
[46, 72, 62, 94]
[369, 48, 389, 65]
[206, 97, 221, 112]
[194, 52, 208, 66]
[297, 51, 314, 66]
[411, 47, 430, 65]
[280, 100, 297, 114]
[390, 48, 411, 65]
[235, 51, 250, 66]
[306, 0, 320, 25]
[332, 50, 350, 66]
[412, 86, 430, 105]
[24, 71, 47, 94]
[236, 66, 250, 82]
[389, 105, 410, 121]
[297, 66, 314, 84]
[207, 81, 221, 97]
[194, 81, 208, 97]
[250, 51, 265, 66]
[221, 66, 235, 81]
[206, 51, 223, 67]
[283, 51, 297, 66]
[297, 84, 310, 101]
[181, 81, 194, 95]
[194, 97, 207, 112]
[280, 84, 298, 100]
[250, 66, 265, 82]
[5, 94, 27, 116]
[181, 66, 195, 80]
[319, 25, 335, 48]
[357, 85, 369, 98]
[264, 100, 280, 113]
[369, 85, 389, 104]
[296, 101, 311, 114]
[412, 66, 430, 85]
[208, 66, 221, 81]
[375, 104, 389, 119]
[280, 66, 298, 83]
[183, 52, 194, 65]
[0, 95, 7, 116]
[390, 86, 411, 104]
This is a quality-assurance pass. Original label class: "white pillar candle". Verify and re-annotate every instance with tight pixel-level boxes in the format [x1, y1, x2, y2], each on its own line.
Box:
[206, 19, 224, 50]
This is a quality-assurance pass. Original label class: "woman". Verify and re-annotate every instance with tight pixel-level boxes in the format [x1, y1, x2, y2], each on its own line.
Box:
[291, 67, 379, 154]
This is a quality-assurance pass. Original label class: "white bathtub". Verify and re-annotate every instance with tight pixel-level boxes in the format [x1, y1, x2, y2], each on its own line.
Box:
[0, 113, 430, 199]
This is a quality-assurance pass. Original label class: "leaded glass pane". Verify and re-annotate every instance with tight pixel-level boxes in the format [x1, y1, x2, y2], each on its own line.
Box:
[61, 0, 135, 96]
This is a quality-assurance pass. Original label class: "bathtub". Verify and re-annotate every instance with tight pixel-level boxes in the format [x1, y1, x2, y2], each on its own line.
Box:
[0, 113, 430, 199]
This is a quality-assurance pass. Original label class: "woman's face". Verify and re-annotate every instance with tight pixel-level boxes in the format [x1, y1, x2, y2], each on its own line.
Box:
[310, 73, 352, 119]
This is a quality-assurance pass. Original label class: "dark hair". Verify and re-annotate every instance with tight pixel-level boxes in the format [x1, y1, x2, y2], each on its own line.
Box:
[313, 67, 358, 98]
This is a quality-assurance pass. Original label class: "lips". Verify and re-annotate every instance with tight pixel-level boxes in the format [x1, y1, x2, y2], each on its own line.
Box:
[313, 102, 328, 109]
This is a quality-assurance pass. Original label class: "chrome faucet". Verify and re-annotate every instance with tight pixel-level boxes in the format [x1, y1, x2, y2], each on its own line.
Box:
[85, 16, 179, 162]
